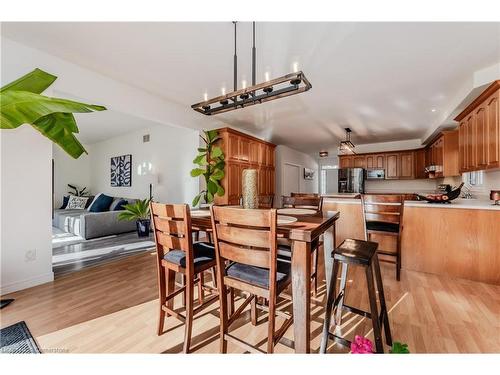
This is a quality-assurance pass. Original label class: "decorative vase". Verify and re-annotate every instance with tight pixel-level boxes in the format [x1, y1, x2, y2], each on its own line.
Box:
[136, 219, 151, 237]
[242, 169, 258, 209]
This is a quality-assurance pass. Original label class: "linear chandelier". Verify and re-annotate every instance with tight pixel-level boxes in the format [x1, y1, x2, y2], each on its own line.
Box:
[338, 128, 356, 155]
[191, 22, 312, 116]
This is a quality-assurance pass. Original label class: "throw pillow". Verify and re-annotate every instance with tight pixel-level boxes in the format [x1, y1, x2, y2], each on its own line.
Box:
[112, 199, 128, 211]
[84, 195, 95, 209]
[66, 195, 89, 210]
[59, 195, 69, 209]
[88, 193, 114, 213]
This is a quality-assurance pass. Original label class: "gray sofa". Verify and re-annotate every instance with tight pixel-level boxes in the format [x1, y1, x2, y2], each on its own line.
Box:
[53, 197, 137, 240]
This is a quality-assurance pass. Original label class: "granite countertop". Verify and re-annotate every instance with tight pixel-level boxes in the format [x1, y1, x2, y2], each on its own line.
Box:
[323, 196, 500, 210]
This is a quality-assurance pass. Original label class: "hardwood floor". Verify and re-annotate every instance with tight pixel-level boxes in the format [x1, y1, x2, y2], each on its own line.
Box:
[1, 250, 499, 353]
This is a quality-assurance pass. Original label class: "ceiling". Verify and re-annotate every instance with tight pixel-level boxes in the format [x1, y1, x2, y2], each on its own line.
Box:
[2, 22, 500, 154]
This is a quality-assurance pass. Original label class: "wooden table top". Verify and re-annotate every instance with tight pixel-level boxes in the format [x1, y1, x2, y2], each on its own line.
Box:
[191, 209, 340, 243]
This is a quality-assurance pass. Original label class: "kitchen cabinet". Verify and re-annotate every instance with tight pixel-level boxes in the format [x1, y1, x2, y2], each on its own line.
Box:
[215, 127, 276, 205]
[456, 80, 500, 172]
[339, 155, 354, 168]
[414, 148, 427, 179]
[426, 131, 459, 177]
[399, 152, 414, 179]
[353, 156, 367, 168]
[385, 153, 399, 179]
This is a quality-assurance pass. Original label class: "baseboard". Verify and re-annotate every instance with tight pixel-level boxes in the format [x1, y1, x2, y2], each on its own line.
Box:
[0, 272, 54, 296]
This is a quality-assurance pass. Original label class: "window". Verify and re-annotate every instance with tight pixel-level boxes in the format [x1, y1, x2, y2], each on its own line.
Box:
[463, 170, 484, 187]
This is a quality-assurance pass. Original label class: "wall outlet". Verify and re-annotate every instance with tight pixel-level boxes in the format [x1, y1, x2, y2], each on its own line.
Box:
[25, 249, 37, 262]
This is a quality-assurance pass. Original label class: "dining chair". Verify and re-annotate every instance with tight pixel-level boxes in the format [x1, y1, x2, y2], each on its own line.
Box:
[291, 192, 320, 198]
[150, 202, 218, 353]
[210, 206, 293, 353]
[279, 195, 324, 296]
[258, 195, 274, 208]
[361, 194, 404, 281]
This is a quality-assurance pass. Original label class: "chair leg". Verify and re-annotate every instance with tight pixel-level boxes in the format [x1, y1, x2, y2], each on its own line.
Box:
[373, 255, 392, 346]
[218, 283, 229, 354]
[250, 295, 258, 326]
[228, 287, 235, 316]
[210, 267, 217, 288]
[267, 293, 276, 354]
[166, 268, 175, 318]
[365, 264, 384, 353]
[183, 275, 194, 354]
[193, 231, 199, 242]
[157, 267, 167, 335]
[198, 272, 205, 305]
[335, 263, 349, 326]
[312, 247, 319, 297]
[182, 275, 187, 308]
[320, 260, 340, 353]
[396, 237, 402, 281]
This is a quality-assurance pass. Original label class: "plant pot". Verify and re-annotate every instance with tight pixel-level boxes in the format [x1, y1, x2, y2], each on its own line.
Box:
[136, 219, 151, 237]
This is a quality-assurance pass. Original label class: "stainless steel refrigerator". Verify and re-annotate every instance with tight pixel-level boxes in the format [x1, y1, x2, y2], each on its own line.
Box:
[338, 168, 365, 193]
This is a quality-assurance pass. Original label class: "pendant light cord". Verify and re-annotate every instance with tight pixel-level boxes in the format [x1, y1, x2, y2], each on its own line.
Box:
[252, 22, 256, 86]
[233, 21, 237, 92]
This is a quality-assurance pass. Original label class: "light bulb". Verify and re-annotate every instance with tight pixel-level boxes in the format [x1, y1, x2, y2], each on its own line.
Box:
[265, 71, 270, 81]
[242, 79, 247, 89]
[292, 62, 299, 73]
[203, 92, 208, 101]
[221, 87, 226, 95]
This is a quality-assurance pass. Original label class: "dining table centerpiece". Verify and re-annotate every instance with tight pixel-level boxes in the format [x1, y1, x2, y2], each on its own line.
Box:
[241, 169, 258, 208]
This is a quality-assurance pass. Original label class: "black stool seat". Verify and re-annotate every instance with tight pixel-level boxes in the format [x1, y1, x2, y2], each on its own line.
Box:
[333, 238, 378, 266]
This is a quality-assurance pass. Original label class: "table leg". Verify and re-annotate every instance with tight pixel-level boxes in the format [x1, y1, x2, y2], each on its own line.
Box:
[291, 240, 312, 353]
[323, 223, 336, 292]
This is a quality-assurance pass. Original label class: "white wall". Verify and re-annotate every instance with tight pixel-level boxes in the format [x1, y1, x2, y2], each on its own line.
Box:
[275, 145, 319, 205]
[52, 144, 91, 208]
[1, 126, 54, 295]
[88, 125, 199, 204]
[355, 139, 423, 153]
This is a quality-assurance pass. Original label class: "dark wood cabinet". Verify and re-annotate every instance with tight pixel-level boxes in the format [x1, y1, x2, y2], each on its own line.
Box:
[414, 148, 427, 179]
[399, 152, 414, 179]
[339, 155, 354, 168]
[486, 89, 500, 169]
[385, 153, 399, 179]
[215, 128, 275, 205]
[353, 156, 367, 168]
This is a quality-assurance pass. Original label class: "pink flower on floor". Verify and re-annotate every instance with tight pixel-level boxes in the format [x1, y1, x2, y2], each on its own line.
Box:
[351, 335, 374, 354]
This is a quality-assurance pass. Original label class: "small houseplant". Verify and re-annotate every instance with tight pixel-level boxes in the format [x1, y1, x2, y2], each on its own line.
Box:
[67, 184, 88, 197]
[190, 129, 225, 207]
[117, 198, 152, 237]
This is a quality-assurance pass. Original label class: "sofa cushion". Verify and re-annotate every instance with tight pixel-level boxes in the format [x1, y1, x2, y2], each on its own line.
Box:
[88, 193, 113, 212]
[59, 195, 69, 209]
[110, 198, 128, 211]
[66, 195, 89, 209]
[84, 195, 95, 208]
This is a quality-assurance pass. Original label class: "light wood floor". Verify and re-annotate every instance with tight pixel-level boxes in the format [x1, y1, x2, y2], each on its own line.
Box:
[1, 251, 499, 353]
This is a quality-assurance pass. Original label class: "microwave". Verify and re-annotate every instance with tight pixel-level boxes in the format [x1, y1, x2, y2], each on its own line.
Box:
[366, 169, 385, 180]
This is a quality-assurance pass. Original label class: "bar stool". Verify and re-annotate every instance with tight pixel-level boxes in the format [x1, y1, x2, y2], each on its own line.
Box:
[320, 238, 392, 353]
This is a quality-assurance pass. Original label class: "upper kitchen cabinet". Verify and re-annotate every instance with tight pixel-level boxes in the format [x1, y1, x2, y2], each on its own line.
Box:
[399, 151, 415, 179]
[385, 153, 399, 179]
[414, 148, 427, 179]
[339, 155, 354, 168]
[353, 155, 367, 169]
[455, 80, 500, 172]
[426, 130, 459, 178]
[366, 154, 385, 169]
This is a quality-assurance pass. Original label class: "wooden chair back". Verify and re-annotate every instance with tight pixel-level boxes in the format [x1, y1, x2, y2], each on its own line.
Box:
[291, 192, 320, 198]
[150, 202, 194, 269]
[361, 195, 404, 226]
[282, 195, 323, 211]
[258, 195, 274, 209]
[210, 206, 278, 287]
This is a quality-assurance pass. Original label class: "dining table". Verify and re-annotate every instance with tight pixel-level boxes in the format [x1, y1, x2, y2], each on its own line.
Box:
[190, 207, 340, 353]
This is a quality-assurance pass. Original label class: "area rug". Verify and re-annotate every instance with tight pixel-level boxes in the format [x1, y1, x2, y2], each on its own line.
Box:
[0, 321, 41, 353]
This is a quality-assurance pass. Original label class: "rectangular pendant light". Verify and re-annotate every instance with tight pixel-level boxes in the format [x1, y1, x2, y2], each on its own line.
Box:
[191, 71, 311, 116]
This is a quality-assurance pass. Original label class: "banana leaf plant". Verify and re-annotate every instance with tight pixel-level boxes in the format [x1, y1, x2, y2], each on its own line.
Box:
[190, 129, 225, 207]
[67, 184, 88, 197]
[0, 68, 106, 159]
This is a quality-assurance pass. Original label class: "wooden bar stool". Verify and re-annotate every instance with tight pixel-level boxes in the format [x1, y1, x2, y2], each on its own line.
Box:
[320, 239, 392, 353]
[210, 206, 293, 353]
[150, 203, 219, 353]
[361, 194, 404, 281]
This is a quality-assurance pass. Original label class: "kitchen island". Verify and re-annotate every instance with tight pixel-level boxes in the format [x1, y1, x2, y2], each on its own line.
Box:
[323, 196, 500, 285]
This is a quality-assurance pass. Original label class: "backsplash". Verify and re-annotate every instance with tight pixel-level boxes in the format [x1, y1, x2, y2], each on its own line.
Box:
[366, 179, 438, 194]
[441, 170, 500, 200]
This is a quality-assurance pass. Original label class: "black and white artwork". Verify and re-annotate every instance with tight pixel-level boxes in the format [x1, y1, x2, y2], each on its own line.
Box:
[110, 154, 132, 187]
[304, 167, 315, 180]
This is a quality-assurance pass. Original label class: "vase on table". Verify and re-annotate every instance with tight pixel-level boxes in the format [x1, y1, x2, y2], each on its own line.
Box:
[242, 169, 258, 209]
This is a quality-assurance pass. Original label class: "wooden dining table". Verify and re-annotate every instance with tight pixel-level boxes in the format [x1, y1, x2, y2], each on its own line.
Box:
[190, 208, 340, 353]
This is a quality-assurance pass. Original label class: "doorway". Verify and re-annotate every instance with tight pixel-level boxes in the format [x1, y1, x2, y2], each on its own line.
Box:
[283, 163, 301, 196]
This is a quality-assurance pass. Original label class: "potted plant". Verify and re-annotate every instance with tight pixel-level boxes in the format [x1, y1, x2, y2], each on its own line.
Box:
[190, 129, 225, 207]
[117, 198, 152, 237]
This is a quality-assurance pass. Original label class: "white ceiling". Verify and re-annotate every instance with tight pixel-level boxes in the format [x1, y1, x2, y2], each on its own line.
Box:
[2, 22, 500, 154]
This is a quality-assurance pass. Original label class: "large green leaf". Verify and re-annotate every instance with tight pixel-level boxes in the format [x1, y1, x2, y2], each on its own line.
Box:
[0, 68, 57, 94]
[207, 180, 218, 195]
[205, 129, 218, 142]
[33, 113, 87, 159]
[210, 169, 224, 180]
[190, 168, 205, 177]
[0, 91, 106, 129]
[211, 146, 223, 158]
